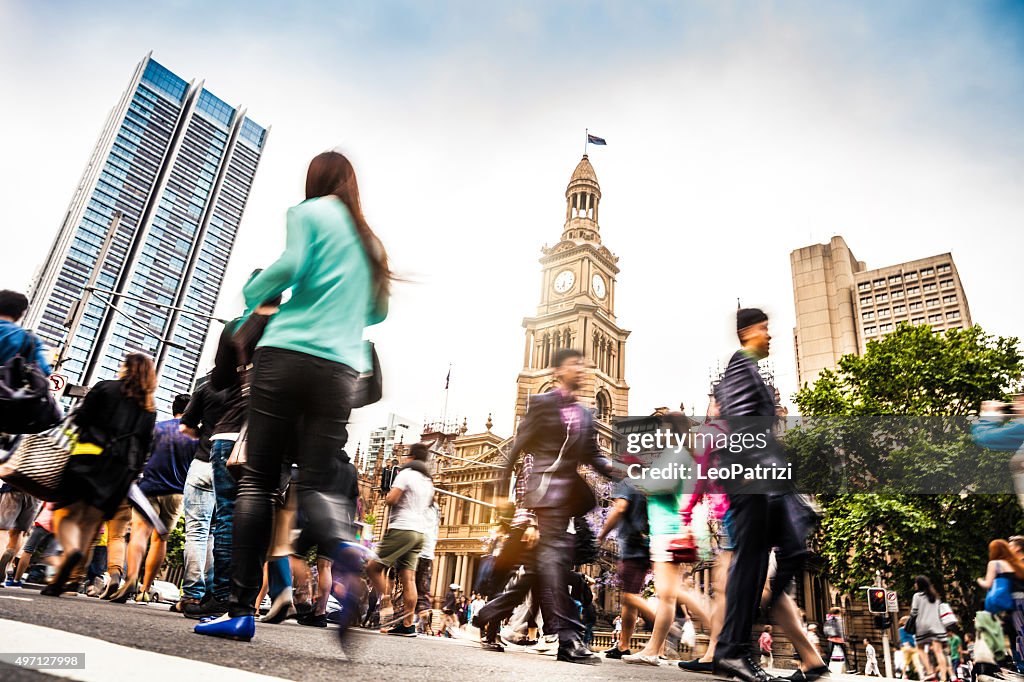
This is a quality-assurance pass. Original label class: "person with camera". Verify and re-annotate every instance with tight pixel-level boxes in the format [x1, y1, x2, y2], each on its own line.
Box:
[974, 396, 1024, 505]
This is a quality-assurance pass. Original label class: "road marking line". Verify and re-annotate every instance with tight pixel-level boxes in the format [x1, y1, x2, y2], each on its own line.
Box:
[0, 595, 33, 601]
[0, 618, 289, 681]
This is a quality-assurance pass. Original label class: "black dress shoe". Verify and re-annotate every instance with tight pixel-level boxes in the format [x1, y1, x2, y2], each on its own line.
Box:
[788, 666, 831, 682]
[714, 656, 778, 682]
[557, 640, 601, 665]
[603, 646, 630, 659]
[679, 658, 715, 673]
[297, 613, 327, 628]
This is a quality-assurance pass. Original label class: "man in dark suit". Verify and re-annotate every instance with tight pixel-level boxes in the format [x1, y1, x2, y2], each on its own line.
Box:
[380, 458, 399, 495]
[713, 308, 819, 682]
[500, 348, 621, 665]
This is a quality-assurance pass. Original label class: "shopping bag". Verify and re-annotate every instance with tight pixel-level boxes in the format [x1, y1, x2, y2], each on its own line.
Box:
[0, 420, 77, 501]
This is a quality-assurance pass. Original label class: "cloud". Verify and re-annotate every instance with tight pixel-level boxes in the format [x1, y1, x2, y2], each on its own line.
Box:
[2, 1, 1021, 450]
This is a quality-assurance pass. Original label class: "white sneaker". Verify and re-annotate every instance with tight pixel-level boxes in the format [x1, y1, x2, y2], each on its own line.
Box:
[525, 634, 559, 655]
[622, 653, 662, 666]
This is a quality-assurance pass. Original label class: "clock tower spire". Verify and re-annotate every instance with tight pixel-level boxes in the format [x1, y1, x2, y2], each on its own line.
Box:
[513, 155, 630, 446]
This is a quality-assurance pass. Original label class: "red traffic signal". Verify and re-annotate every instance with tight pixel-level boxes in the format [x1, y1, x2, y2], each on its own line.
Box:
[867, 588, 887, 614]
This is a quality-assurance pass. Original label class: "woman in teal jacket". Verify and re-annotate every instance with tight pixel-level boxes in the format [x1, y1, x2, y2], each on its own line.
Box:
[197, 151, 389, 642]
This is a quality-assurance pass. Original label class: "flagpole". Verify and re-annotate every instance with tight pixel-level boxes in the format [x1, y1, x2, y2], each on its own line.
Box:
[584, 128, 588, 156]
[442, 362, 451, 430]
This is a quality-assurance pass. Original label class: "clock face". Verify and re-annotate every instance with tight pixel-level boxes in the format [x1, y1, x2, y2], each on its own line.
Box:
[553, 269, 575, 294]
[592, 274, 607, 299]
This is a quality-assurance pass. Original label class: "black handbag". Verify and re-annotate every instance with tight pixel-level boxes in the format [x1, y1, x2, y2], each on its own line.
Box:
[904, 614, 917, 636]
[351, 342, 382, 408]
[0, 334, 62, 435]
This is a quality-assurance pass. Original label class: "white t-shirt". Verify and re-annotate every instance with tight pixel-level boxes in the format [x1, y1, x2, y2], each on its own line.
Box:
[419, 503, 440, 559]
[388, 468, 434, 533]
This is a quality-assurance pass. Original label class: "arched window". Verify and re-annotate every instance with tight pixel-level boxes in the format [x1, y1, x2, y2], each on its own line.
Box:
[596, 391, 611, 421]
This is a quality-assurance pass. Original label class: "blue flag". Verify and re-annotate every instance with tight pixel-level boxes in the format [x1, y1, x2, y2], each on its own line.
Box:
[587, 133, 607, 145]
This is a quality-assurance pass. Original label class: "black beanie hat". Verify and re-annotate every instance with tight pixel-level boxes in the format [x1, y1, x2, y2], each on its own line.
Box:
[737, 307, 768, 331]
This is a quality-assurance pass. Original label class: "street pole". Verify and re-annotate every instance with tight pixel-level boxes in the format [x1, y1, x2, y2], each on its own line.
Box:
[877, 570, 894, 679]
[56, 210, 122, 372]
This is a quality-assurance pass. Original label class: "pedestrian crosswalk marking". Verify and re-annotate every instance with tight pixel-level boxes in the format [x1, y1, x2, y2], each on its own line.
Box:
[0, 618, 289, 681]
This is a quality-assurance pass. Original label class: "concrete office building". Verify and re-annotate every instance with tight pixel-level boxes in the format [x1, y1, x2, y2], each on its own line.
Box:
[25, 54, 268, 413]
[791, 236, 972, 387]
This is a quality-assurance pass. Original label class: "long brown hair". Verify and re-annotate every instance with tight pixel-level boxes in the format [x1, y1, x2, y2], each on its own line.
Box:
[990, 539, 1024, 580]
[119, 352, 156, 412]
[305, 151, 391, 304]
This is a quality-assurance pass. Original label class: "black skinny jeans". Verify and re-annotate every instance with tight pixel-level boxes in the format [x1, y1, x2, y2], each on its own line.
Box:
[229, 347, 357, 617]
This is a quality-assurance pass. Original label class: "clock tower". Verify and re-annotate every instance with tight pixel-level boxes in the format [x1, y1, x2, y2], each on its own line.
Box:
[514, 155, 630, 446]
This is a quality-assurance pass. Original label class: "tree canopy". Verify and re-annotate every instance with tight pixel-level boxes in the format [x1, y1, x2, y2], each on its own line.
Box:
[787, 323, 1023, 619]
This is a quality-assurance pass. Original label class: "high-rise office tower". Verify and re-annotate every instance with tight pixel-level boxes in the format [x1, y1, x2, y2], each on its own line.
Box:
[25, 54, 268, 413]
[791, 236, 972, 387]
[364, 414, 421, 474]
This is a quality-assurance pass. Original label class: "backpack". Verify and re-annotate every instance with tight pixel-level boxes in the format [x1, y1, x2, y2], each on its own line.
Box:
[0, 333, 62, 435]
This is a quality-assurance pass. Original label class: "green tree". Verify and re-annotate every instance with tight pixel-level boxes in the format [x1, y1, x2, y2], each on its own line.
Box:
[787, 323, 1023, 619]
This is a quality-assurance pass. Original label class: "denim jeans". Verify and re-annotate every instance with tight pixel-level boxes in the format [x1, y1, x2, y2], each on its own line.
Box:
[210, 439, 237, 603]
[182, 459, 215, 600]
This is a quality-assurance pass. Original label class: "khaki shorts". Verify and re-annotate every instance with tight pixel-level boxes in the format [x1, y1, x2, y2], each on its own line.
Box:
[0, 491, 43, 532]
[134, 494, 183, 534]
[375, 529, 425, 572]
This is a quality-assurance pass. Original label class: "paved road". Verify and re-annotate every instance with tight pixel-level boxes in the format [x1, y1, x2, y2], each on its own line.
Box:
[0, 587, 873, 681]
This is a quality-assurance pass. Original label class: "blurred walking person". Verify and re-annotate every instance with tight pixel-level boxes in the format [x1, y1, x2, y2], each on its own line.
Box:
[713, 309, 824, 682]
[109, 394, 195, 602]
[498, 348, 622, 665]
[911, 575, 951, 682]
[196, 151, 389, 643]
[46, 353, 156, 596]
[365, 443, 434, 636]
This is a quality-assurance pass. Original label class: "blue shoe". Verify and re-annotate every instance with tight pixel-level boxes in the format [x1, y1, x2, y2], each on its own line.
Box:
[4, 579, 22, 588]
[193, 613, 254, 642]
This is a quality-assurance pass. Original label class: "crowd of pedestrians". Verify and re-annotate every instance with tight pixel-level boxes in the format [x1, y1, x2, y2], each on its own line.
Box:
[2, 148, 1024, 681]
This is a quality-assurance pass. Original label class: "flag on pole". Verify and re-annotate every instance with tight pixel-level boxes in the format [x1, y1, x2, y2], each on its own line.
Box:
[445, 366, 451, 390]
[587, 133, 607, 146]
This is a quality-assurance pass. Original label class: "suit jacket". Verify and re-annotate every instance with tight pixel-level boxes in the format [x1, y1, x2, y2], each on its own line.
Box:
[501, 390, 617, 517]
[714, 350, 789, 489]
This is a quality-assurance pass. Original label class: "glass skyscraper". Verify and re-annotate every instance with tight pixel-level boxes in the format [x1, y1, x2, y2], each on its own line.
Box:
[25, 53, 268, 414]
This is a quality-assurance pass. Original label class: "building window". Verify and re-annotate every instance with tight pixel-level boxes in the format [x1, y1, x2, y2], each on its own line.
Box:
[948, 311, 961, 320]
[873, 279, 886, 289]
[876, 293, 888, 303]
[864, 326, 877, 335]
[928, 314, 943, 323]
[892, 290, 904, 300]
[906, 286, 920, 296]
[909, 301, 923, 311]
[937, 263, 951, 274]
[906, 272, 918, 282]
[927, 298, 939, 308]
[940, 280, 954, 289]
[889, 275, 903, 285]
[880, 323, 894, 332]
[878, 308, 891, 319]
[860, 297, 873, 307]
[942, 295, 957, 305]
[923, 283, 937, 292]
[912, 317, 925, 325]
[858, 282, 871, 292]
[862, 311, 875, 321]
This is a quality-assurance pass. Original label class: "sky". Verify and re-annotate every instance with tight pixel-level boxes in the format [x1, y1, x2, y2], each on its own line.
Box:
[2, 1, 1023, 454]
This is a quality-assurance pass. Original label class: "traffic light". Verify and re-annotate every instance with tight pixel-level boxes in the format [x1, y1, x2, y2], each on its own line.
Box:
[867, 587, 887, 614]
